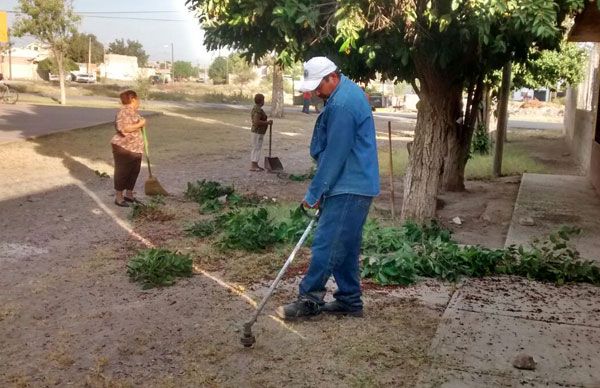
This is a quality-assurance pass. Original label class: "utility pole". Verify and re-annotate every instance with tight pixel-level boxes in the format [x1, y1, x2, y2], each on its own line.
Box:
[170, 42, 174, 83]
[87, 36, 91, 74]
[493, 61, 512, 178]
[7, 27, 12, 80]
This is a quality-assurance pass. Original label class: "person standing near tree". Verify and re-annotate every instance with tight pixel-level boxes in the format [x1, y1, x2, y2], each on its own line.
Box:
[277, 57, 380, 320]
[249, 93, 273, 171]
[302, 91, 311, 113]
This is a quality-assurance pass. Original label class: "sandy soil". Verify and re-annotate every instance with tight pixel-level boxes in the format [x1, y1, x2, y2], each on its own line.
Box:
[0, 105, 578, 387]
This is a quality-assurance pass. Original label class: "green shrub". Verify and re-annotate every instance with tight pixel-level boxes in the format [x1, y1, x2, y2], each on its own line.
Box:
[127, 249, 193, 289]
[471, 123, 491, 155]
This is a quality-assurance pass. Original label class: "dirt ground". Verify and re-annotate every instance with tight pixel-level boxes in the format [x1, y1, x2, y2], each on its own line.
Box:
[0, 105, 579, 387]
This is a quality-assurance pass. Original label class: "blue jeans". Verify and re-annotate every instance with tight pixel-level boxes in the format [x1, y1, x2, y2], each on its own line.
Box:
[302, 99, 310, 113]
[299, 194, 373, 310]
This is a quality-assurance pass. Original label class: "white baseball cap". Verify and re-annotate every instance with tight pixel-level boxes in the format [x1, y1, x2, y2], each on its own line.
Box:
[298, 57, 338, 92]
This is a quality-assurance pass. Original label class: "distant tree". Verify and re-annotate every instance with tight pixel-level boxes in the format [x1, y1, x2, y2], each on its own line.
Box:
[208, 56, 229, 84]
[260, 54, 284, 117]
[66, 32, 104, 64]
[38, 57, 78, 75]
[513, 41, 587, 92]
[13, 0, 80, 105]
[173, 61, 196, 79]
[229, 53, 256, 93]
[107, 39, 149, 67]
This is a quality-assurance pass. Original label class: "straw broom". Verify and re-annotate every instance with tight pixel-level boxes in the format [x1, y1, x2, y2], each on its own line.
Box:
[142, 127, 169, 196]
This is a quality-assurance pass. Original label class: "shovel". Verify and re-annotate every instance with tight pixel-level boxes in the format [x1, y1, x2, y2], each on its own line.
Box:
[264, 123, 284, 172]
[141, 127, 169, 196]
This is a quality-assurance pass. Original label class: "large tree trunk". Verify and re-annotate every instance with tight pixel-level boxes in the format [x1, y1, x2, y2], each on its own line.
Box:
[442, 123, 470, 191]
[55, 50, 67, 105]
[442, 76, 485, 192]
[401, 82, 462, 222]
[271, 63, 284, 118]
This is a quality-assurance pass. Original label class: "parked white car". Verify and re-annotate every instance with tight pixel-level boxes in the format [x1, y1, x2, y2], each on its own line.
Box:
[74, 73, 96, 83]
[48, 73, 69, 82]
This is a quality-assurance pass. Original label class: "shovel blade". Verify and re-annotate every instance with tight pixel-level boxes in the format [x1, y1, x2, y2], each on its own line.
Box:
[264, 156, 284, 172]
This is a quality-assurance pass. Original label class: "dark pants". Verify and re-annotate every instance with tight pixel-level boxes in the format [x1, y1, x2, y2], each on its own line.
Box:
[112, 144, 142, 191]
[299, 194, 373, 309]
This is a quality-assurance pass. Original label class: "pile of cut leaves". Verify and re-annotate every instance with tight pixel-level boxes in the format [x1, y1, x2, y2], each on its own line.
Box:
[184, 179, 266, 213]
[183, 179, 312, 252]
[361, 221, 600, 286]
[185, 206, 312, 252]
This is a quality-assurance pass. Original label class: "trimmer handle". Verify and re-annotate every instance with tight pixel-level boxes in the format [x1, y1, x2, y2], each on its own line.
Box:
[299, 203, 320, 220]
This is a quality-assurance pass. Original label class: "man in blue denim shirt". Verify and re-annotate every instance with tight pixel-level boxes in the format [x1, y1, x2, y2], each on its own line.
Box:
[277, 57, 380, 320]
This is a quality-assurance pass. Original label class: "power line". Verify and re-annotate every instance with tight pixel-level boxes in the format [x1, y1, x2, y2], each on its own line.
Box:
[82, 16, 186, 22]
[5, 10, 187, 22]
[5, 10, 180, 14]
[77, 11, 180, 14]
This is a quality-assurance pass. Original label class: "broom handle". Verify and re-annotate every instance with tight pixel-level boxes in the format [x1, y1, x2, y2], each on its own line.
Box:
[141, 127, 153, 177]
[268, 123, 273, 158]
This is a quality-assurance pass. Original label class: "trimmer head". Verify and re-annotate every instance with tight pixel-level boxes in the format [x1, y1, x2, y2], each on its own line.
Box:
[240, 322, 256, 348]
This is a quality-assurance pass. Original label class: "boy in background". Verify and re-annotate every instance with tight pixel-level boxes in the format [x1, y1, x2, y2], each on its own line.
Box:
[250, 93, 273, 171]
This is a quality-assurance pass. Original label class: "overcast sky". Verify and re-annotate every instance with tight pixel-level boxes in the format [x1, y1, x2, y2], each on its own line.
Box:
[0, 0, 222, 66]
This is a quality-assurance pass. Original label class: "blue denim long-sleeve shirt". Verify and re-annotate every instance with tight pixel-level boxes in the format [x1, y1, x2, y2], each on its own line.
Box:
[304, 75, 380, 206]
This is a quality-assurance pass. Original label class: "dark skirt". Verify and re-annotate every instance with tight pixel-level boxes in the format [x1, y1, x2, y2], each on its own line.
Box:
[112, 143, 142, 191]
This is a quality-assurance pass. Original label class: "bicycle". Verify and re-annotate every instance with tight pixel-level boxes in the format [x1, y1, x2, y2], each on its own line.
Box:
[0, 83, 19, 104]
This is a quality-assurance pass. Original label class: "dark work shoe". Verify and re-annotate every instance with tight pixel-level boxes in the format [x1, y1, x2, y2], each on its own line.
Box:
[321, 300, 363, 317]
[276, 298, 321, 321]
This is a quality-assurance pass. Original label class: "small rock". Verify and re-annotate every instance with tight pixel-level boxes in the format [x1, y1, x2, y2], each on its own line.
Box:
[519, 216, 535, 226]
[481, 214, 492, 223]
[513, 353, 536, 370]
[562, 152, 571, 157]
[217, 195, 227, 204]
[452, 216, 462, 225]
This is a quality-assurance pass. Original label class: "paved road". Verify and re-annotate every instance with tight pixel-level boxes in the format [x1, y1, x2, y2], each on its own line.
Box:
[373, 111, 563, 130]
[0, 104, 156, 143]
[0, 98, 561, 144]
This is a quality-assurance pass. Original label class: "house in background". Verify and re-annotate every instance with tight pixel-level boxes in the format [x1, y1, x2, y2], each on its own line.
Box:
[98, 53, 139, 81]
[564, 0, 600, 195]
[0, 42, 49, 80]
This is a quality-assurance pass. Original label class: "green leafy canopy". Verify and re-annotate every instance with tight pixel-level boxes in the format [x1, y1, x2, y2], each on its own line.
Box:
[107, 39, 149, 67]
[186, 0, 586, 85]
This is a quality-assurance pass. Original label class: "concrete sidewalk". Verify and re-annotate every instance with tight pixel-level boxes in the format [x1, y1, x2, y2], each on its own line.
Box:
[0, 104, 157, 143]
[418, 173, 600, 387]
[418, 278, 600, 387]
[505, 173, 600, 262]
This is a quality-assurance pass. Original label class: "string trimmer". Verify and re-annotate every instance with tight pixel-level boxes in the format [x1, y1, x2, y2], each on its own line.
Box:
[241, 206, 320, 348]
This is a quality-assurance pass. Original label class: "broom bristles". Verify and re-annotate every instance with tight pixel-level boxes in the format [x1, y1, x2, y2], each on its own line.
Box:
[145, 177, 169, 196]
